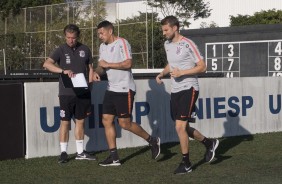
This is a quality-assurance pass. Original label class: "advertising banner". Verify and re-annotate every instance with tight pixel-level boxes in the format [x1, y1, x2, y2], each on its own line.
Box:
[24, 77, 282, 158]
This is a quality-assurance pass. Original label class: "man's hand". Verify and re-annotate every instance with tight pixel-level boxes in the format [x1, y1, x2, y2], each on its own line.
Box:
[156, 73, 163, 84]
[63, 70, 76, 78]
[93, 72, 101, 81]
[170, 67, 182, 78]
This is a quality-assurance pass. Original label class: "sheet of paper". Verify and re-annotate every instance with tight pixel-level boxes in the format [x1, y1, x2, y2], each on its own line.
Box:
[71, 73, 88, 88]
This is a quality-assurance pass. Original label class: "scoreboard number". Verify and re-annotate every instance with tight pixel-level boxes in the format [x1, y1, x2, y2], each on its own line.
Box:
[228, 44, 234, 57]
[275, 42, 282, 55]
[270, 41, 282, 77]
[206, 40, 282, 77]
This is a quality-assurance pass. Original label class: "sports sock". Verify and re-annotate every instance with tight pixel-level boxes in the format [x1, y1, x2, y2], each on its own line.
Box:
[76, 140, 84, 154]
[60, 142, 68, 153]
[146, 135, 156, 145]
[110, 148, 119, 161]
[201, 137, 212, 148]
[182, 153, 190, 164]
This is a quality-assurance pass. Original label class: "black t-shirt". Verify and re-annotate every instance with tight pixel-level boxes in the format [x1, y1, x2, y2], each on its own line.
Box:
[49, 42, 93, 96]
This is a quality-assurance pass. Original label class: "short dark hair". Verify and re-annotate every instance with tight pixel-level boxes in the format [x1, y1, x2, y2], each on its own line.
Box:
[161, 16, 180, 30]
[63, 24, 80, 37]
[97, 20, 114, 33]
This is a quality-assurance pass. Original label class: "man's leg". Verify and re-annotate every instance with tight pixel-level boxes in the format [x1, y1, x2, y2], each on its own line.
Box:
[99, 114, 121, 166]
[74, 118, 96, 160]
[103, 114, 117, 149]
[118, 118, 160, 160]
[187, 126, 219, 162]
[174, 120, 192, 174]
[75, 119, 84, 140]
[186, 126, 204, 141]
[118, 118, 149, 139]
[58, 120, 70, 163]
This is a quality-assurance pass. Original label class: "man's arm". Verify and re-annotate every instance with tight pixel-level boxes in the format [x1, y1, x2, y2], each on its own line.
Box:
[95, 65, 105, 76]
[156, 64, 170, 84]
[170, 59, 206, 78]
[43, 58, 64, 74]
[98, 59, 132, 70]
[43, 58, 75, 78]
[88, 63, 94, 83]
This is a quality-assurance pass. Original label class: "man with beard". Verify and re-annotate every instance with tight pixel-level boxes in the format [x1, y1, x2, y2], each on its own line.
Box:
[156, 16, 219, 174]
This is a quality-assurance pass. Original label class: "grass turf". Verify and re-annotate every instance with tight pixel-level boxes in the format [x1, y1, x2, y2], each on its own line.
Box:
[1, 132, 282, 184]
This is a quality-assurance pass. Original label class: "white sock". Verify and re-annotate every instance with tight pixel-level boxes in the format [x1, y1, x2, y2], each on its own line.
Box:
[76, 140, 84, 154]
[60, 142, 68, 153]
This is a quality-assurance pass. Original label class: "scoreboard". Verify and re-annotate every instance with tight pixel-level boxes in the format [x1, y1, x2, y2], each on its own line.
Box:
[205, 40, 282, 77]
[182, 24, 282, 78]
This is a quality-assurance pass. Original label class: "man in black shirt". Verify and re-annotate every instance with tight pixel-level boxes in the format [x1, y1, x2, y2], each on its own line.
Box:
[43, 24, 95, 163]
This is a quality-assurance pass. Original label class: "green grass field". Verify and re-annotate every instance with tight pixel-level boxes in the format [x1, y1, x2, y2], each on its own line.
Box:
[1, 132, 282, 184]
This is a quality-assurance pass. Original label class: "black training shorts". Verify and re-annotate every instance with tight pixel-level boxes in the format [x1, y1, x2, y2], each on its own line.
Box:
[170, 87, 199, 121]
[59, 92, 91, 121]
[102, 90, 135, 118]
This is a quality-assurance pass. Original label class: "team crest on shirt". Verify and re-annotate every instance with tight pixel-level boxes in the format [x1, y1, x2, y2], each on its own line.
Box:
[176, 46, 183, 55]
[60, 110, 65, 118]
[79, 50, 85, 57]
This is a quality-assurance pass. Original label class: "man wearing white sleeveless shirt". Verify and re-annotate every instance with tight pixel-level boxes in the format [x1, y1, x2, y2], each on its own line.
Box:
[93, 20, 160, 166]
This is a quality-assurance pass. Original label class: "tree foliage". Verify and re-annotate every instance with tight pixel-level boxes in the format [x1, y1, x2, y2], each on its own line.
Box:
[199, 21, 218, 29]
[230, 9, 282, 26]
[118, 12, 167, 68]
[0, 0, 106, 72]
[0, 0, 65, 19]
[147, 0, 211, 27]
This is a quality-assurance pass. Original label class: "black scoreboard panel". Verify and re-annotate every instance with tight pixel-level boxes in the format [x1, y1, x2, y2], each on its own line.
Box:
[182, 24, 282, 78]
[206, 40, 282, 77]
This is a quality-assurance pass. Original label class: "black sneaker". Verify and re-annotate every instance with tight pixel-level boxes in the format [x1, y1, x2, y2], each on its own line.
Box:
[150, 137, 161, 159]
[174, 162, 192, 174]
[75, 151, 97, 160]
[98, 155, 121, 166]
[58, 151, 68, 164]
[205, 139, 219, 162]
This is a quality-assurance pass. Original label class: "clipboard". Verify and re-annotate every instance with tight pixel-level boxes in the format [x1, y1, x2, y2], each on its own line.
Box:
[61, 73, 88, 88]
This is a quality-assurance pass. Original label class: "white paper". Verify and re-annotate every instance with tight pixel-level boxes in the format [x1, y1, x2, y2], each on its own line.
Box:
[71, 73, 88, 88]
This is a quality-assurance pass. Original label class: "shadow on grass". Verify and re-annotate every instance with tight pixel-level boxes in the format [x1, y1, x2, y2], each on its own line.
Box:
[120, 142, 179, 164]
[67, 150, 103, 162]
[192, 135, 254, 170]
[157, 142, 179, 162]
[120, 146, 150, 164]
[211, 135, 253, 165]
[193, 111, 254, 170]
[210, 111, 254, 165]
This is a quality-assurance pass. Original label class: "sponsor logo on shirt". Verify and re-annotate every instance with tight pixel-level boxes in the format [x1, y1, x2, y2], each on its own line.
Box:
[179, 42, 185, 46]
[79, 50, 85, 57]
[65, 54, 71, 64]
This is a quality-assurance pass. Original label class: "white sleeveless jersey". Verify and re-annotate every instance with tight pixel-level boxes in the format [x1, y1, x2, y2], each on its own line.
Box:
[164, 37, 203, 93]
[99, 37, 136, 92]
